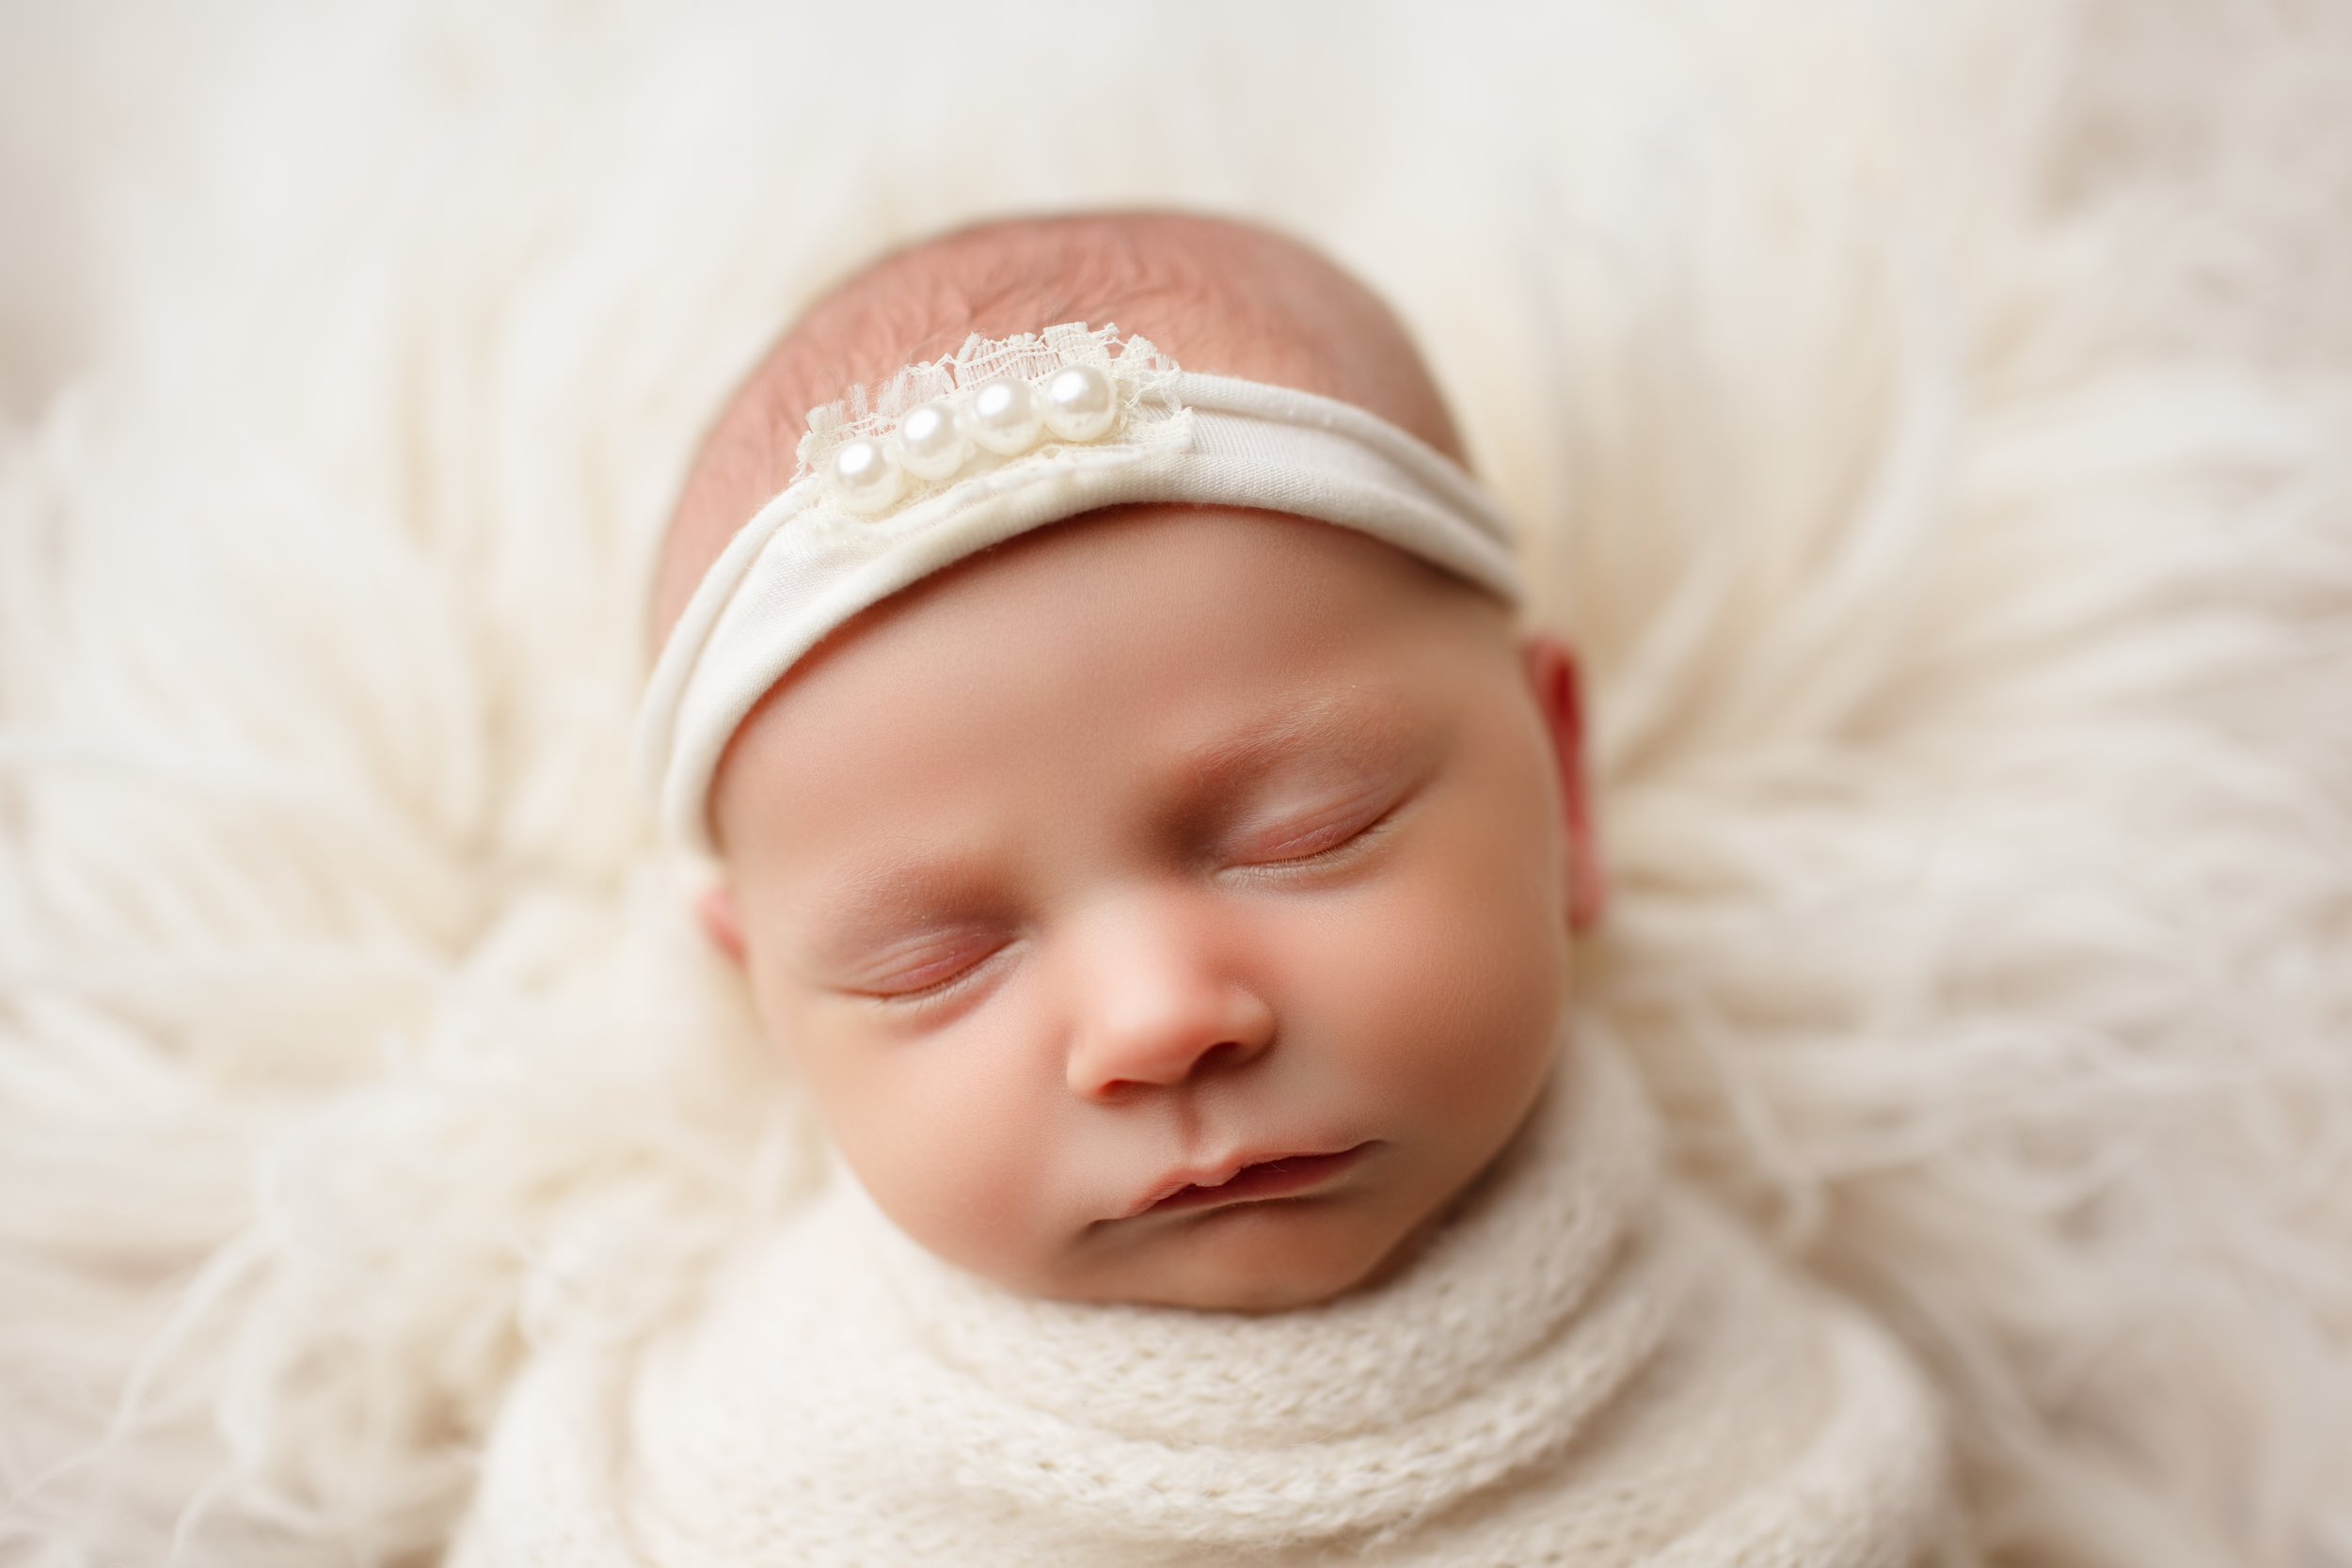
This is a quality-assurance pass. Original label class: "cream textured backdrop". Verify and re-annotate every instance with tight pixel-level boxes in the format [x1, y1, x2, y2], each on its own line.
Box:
[3, 2, 2350, 1563]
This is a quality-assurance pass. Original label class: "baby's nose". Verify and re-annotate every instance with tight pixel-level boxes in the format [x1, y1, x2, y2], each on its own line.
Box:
[1061, 898, 1275, 1101]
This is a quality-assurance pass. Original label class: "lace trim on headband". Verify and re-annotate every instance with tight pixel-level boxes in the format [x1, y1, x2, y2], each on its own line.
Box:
[793, 323, 1187, 515]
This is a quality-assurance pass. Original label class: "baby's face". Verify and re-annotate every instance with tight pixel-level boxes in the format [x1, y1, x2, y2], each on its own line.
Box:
[708, 504, 1595, 1311]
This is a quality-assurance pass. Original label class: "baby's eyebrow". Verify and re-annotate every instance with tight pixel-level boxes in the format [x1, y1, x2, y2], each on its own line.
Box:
[1175, 689, 1428, 790]
[789, 856, 1002, 975]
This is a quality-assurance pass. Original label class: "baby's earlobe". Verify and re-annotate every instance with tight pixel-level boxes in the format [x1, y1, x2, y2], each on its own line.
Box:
[697, 883, 749, 965]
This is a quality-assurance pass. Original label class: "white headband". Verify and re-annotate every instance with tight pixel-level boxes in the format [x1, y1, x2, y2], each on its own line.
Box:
[639, 321, 1524, 849]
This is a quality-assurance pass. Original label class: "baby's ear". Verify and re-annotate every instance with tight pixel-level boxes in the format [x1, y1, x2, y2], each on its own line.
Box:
[1522, 635, 1607, 933]
[697, 882, 749, 966]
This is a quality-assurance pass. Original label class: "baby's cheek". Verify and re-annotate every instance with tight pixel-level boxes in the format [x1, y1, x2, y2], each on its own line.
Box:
[817, 1017, 1068, 1285]
[1314, 838, 1566, 1125]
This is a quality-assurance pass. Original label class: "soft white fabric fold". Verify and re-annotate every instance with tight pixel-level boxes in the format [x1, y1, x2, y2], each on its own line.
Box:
[636, 325, 1525, 851]
[455, 1033, 1956, 1566]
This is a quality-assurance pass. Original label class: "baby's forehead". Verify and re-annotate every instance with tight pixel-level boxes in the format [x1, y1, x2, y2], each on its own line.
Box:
[710, 500, 1515, 851]
[653, 213, 1465, 641]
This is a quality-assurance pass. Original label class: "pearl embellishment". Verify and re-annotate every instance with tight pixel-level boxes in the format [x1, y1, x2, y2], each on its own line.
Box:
[1041, 363, 1118, 442]
[967, 376, 1044, 455]
[821, 358, 1131, 513]
[897, 399, 971, 482]
[830, 436, 903, 514]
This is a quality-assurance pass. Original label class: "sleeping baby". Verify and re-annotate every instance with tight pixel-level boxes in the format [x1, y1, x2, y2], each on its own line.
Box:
[455, 211, 1965, 1564]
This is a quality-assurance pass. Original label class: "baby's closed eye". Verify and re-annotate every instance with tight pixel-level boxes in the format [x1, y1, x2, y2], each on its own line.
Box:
[838, 927, 1014, 1002]
[1220, 784, 1416, 875]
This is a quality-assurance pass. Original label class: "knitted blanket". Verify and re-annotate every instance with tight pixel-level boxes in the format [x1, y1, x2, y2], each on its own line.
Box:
[454, 1033, 1956, 1566]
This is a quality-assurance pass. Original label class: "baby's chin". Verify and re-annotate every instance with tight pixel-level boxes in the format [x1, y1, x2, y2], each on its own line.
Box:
[1021, 1195, 1449, 1314]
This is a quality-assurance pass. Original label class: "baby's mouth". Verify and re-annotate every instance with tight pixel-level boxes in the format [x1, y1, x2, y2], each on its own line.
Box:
[1136, 1146, 1370, 1218]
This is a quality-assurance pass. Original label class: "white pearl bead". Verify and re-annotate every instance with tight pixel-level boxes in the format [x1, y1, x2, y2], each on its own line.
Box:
[896, 399, 971, 483]
[967, 376, 1044, 455]
[1041, 363, 1118, 442]
[830, 436, 903, 514]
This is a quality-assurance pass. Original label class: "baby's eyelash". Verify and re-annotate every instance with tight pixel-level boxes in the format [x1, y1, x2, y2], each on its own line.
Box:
[875, 970, 969, 1006]
[1241, 801, 1405, 872]
[857, 944, 1007, 1010]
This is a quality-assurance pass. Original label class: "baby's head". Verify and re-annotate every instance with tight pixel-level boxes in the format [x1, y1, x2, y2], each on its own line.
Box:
[652, 213, 1601, 1312]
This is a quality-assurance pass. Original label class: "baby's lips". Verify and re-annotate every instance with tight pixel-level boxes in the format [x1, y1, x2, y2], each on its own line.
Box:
[1123, 1144, 1371, 1220]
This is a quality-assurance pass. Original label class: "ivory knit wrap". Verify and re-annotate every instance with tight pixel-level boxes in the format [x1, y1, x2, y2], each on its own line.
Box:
[455, 1034, 1960, 1565]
